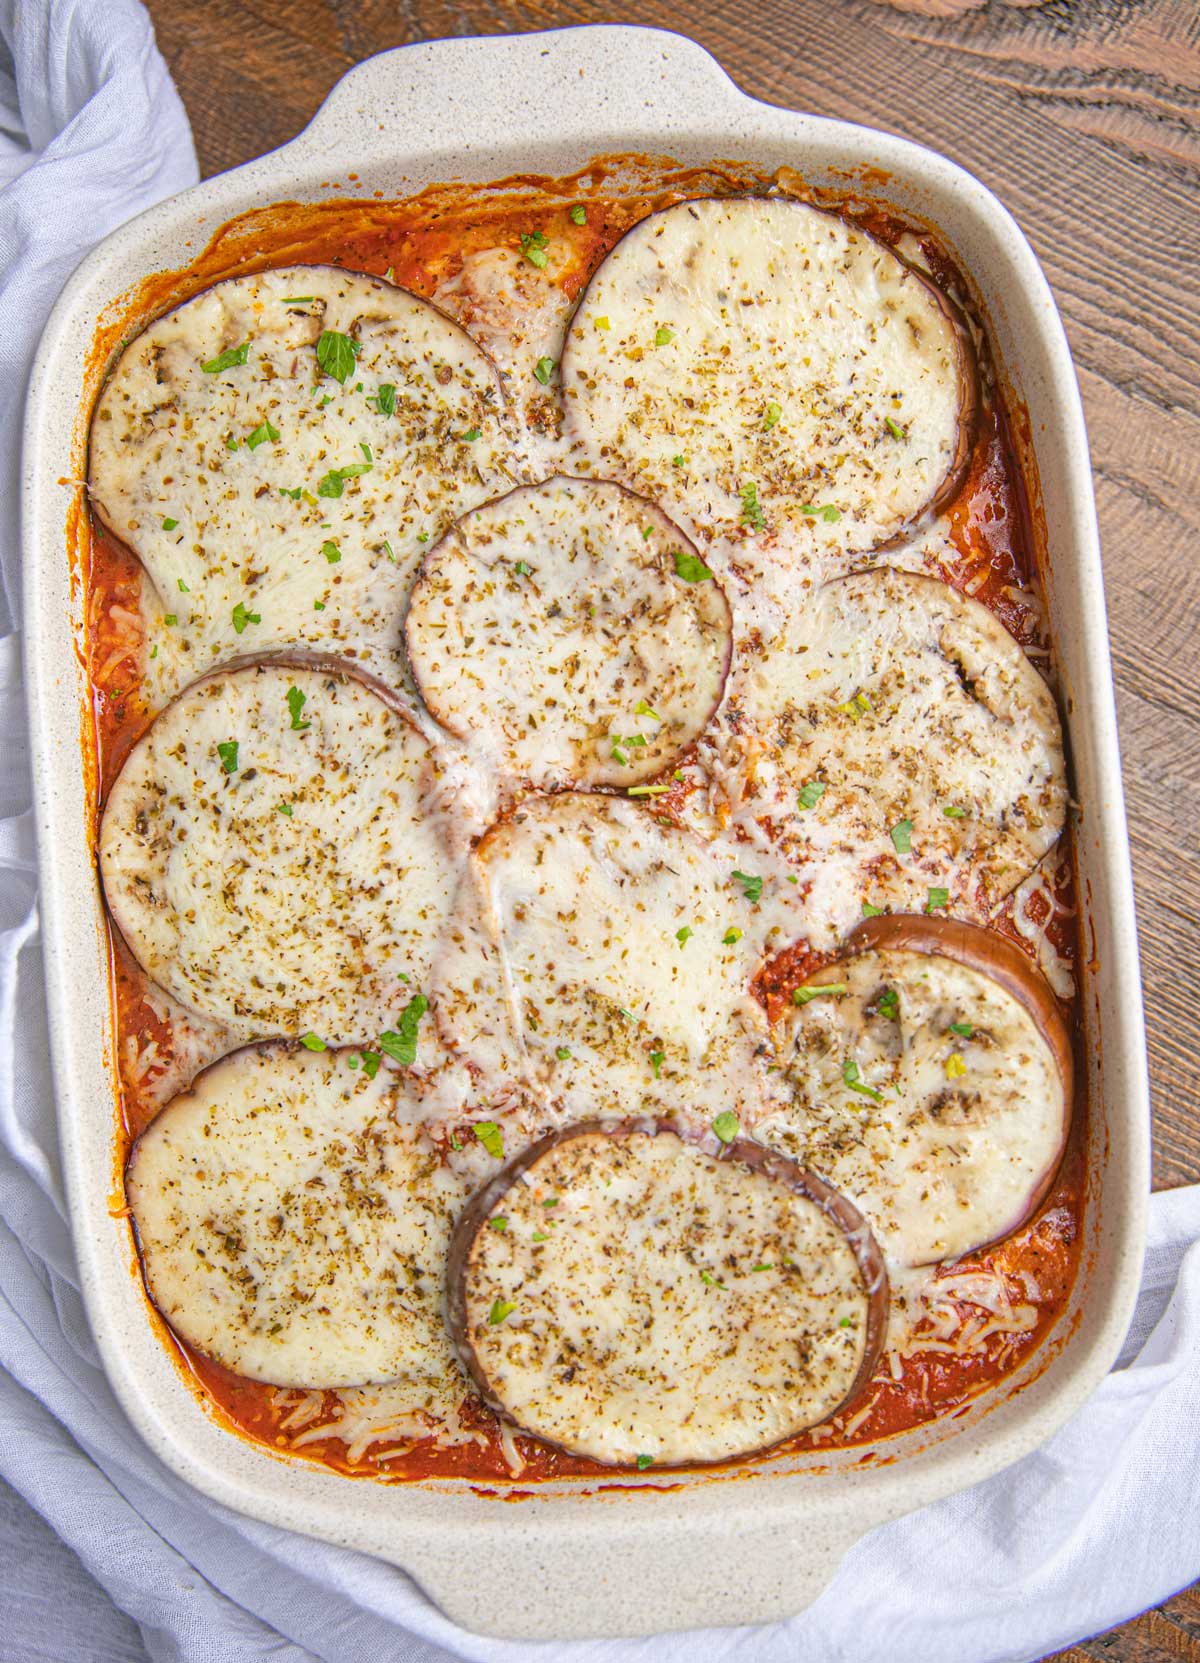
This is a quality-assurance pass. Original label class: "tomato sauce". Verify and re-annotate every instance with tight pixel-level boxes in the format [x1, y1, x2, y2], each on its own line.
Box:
[83, 156, 1084, 1487]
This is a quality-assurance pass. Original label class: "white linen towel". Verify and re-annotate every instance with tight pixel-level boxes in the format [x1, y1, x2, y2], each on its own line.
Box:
[0, 4, 1196, 1660]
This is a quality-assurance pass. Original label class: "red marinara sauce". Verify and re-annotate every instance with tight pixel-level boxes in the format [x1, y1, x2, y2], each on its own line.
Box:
[83, 158, 1084, 1487]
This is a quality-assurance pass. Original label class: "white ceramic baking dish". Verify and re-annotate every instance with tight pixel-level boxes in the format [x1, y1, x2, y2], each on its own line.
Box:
[23, 24, 1150, 1641]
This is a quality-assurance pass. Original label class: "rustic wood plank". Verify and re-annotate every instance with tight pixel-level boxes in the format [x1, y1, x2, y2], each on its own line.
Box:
[134, 0, 1200, 1655]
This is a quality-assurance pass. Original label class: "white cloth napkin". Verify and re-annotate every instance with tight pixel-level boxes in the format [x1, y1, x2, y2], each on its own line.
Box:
[1, 4, 1197, 1660]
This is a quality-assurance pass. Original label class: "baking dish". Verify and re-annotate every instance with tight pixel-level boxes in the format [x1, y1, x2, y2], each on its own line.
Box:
[22, 24, 1149, 1640]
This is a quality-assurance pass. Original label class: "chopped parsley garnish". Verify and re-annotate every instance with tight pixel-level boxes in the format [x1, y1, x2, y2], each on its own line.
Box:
[641, 526, 653, 541]
[281, 295, 315, 304]
[839, 1316, 853, 1329]
[634, 699, 660, 720]
[570, 204, 587, 225]
[672, 548, 713, 582]
[627, 784, 670, 797]
[317, 458, 372, 498]
[519, 229, 549, 269]
[792, 982, 847, 1006]
[842, 1058, 882, 1101]
[376, 382, 396, 415]
[943, 804, 967, 818]
[514, 559, 531, 576]
[163, 613, 177, 626]
[162, 517, 178, 530]
[245, 418, 280, 450]
[473, 1120, 504, 1159]
[379, 993, 430, 1067]
[837, 691, 873, 720]
[700, 1270, 725, 1288]
[649, 1050, 664, 1079]
[459, 427, 481, 442]
[488, 1299, 517, 1325]
[877, 987, 899, 1021]
[672, 454, 686, 467]
[945, 1052, 968, 1079]
[741, 480, 765, 530]
[299, 1033, 326, 1051]
[763, 402, 782, 430]
[950, 1020, 974, 1039]
[489, 1216, 508, 1232]
[926, 886, 950, 912]
[723, 927, 743, 945]
[322, 540, 341, 564]
[316, 329, 360, 383]
[862, 901, 884, 918]
[279, 486, 302, 500]
[532, 1230, 549, 1243]
[277, 802, 293, 817]
[654, 325, 674, 346]
[713, 1111, 739, 1144]
[889, 818, 913, 855]
[885, 415, 907, 440]
[543, 1197, 559, 1208]
[201, 342, 250, 374]
[731, 870, 763, 903]
[555, 1045, 571, 1061]
[751, 1263, 774, 1273]
[801, 503, 842, 522]
[313, 599, 326, 610]
[636, 1454, 653, 1470]
[611, 742, 629, 766]
[675, 925, 693, 947]
[216, 740, 239, 774]
[231, 601, 260, 634]
[797, 779, 827, 810]
[176, 578, 189, 592]
[360, 1051, 381, 1079]
[225, 435, 239, 451]
[533, 356, 555, 385]
[286, 686, 310, 731]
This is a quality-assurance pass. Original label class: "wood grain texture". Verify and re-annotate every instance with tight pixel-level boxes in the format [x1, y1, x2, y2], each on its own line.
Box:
[137, 1, 1200, 1656]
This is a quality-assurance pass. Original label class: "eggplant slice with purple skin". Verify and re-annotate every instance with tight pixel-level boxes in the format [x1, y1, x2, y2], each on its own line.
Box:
[88, 263, 518, 706]
[100, 657, 457, 1040]
[446, 1119, 888, 1468]
[404, 475, 732, 789]
[560, 197, 976, 553]
[127, 1041, 470, 1390]
[763, 915, 1073, 1269]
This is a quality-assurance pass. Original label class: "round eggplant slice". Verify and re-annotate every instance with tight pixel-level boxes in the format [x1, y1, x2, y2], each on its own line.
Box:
[404, 477, 732, 788]
[561, 198, 975, 553]
[745, 568, 1065, 909]
[431, 792, 769, 1123]
[127, 1043, 469, 1388]
[100, 659, 456, 1039]
[763, 916, 1072, 1268]
[447, 1121, 887, 1466]
[88, 265, 516, 703]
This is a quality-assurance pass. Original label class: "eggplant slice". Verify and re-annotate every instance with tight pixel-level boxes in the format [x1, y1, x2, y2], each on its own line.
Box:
[431, 792, 770, 1124]
[128, 1043, 469, 1388]
[100, 659, 457, 1039]
[447, 1121, 887, 1467]
[561, 198, 975, 552]
[89, 265, 517, 704]
[745, 568, 1066, 911]
[763, 917, 1072, 1268]
[405, 476, 732, 787]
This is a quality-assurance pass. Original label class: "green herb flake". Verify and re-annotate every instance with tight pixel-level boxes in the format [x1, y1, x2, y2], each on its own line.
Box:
[514, 559, 532, 576]
[611, 742, 629, 767]
[277, 802, 294, 817]
[801, 503, 842, 522]
[636, 1454, 654, 1470]
[672, 548, 713, 582]
[488, 1299, 517, 1325]
[281, 295, 315, 304]
[176, 578, 189, 592]
[877, 987, 899, 1021]
[489, 1216, 508, 1233]
[379, 993, 430, 1068]
[519, 229, 550, 269]
[763, 401, 782, 430]
[376, 383, 396, 415]
[950, 1020, 974, 1039]
[722, 927, 743, 945]
[216, 740, 239, 774]
[732, 870, 763, 903]
[473, 1120, 504, 1159]
[316, 329, 360, 384]
[634, 699, 660, 720]
[322, 540, 342, 564]
[359, 1051, 381, 1079]
[299, 1033, 327, 1051]
[943, 804, 968, 818]
[713, 1110, 739, 1144]
[885, 415, 907, 440]
[163, 613, 178, 627]
[672, 454, 686, 467]
[700, 1271, 725, 1288]
[543, 1197, 559, 1209]
[313, 600, 326, 611]
[839, 1316, 853, 1329]
[459, 427, 481, 442]
[231, 601, 260, 634]
[555, 1045, 571, 1061]
[675, 925, 693, 948]
[162, 516, 178, 531]
[862, 901, 884, 918]
[533, 356, 555, 385]
[649, 1050, 665, 1079]
[842, 1058, 883, 1102]
[654, 325, 674, 346]
[627, 784, 670, 797]
[793, 982, 848, 1006]
[797, 780, 827, 811]
[245, 418, 280, 451]
[201, 342, 250, 374]
[570, 204, 587, 225]
[741, 480, 765, 530]
[225, 435, 239, 451]
[286, 686, 310, 731]
[889, 818, 913, 855]
[926, 886, 950, 912]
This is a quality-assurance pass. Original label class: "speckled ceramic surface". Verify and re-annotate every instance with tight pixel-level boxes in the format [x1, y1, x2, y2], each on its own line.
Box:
[22, 26, 1149, 1641]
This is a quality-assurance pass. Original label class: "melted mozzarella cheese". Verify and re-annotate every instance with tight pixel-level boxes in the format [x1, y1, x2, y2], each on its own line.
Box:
[561, 197, 970, 553]
[762, 946, 1068, 1266]
[405, 476, 732, 788]
[100, 662, 458, 1039]
[127, 1044, 470, 1388]
[431, 792, 773, 1128]
[455, 1127, 876, 1465]
[89, 265, 520, 707]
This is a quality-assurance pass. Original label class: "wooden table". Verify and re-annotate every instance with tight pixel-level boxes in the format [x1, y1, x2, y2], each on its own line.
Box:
[141, 1, 1200, 1656]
